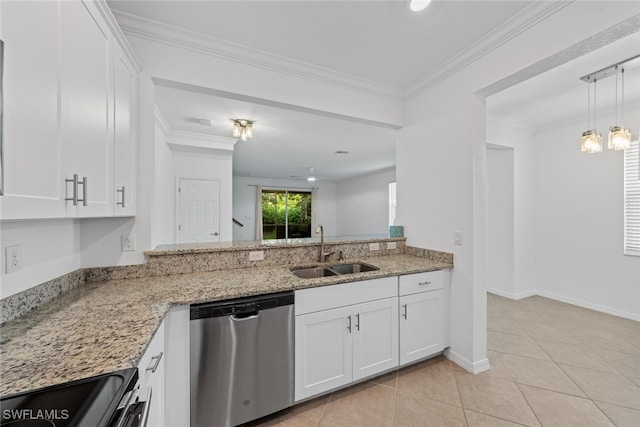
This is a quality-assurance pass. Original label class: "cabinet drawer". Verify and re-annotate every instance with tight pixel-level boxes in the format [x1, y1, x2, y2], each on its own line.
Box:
[295, 276, 397, 315]
[399, 270, 443, 296]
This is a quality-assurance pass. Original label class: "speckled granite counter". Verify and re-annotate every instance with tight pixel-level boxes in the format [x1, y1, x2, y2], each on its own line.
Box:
[0, 253, 452, 396]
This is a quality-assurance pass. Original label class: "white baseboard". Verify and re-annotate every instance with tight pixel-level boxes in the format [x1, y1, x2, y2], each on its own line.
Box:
[487, 287, 536, 300]
[488, 288, 640, 322]
[445, 349, 490, 374]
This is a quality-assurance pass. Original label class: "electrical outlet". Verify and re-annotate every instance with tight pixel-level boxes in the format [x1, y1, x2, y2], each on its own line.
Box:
[249, 251, 264, 261]
[5, 245, 22, 274]
[121, 234, 136, 252]
[369, 242, 380, 251]
[387, 242, 397, 250]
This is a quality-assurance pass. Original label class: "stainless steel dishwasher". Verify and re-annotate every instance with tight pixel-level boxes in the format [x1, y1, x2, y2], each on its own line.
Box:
[190, 291, 294, 427]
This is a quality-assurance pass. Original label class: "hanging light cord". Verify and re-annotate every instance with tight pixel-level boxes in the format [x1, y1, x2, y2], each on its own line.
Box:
[621, 68, 625, 125]
[594, 78, 597, 131]
[586, 77, 591, 129]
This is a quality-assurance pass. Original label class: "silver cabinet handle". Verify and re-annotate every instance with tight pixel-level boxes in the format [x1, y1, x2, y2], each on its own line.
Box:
[402, 304, 407, 319]
[347, 315, 352, 333]
[78, 176, 87, 206]
[65, 174, 79, 205]
[66, 175, 87, 206]
[117, 186, 125, 207]
[418, 281, 432, 286]
[210, 232, 219, 236]
[146, 352, 163, 373]
[355, 313, 360, 331]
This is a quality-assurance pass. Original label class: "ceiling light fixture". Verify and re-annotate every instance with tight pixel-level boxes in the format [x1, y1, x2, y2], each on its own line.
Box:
[231, 119, 254, 141]
[409, 0, 431, 12]
[307, 167, 316, 182]
[580, 77, 602, 154]
[580, 54, 639, 154]
[608, 67, 631, 151]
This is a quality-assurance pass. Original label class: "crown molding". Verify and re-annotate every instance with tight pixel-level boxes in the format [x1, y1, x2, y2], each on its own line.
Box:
[112, 10, 402, 100]
[94, 0, 142, 72]
[404, 0, 574, 97]
[167, 130, 238, 153]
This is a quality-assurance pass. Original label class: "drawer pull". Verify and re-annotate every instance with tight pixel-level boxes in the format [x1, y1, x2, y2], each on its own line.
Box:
[402, 304, 407, 319]
[418, 281, 432, 286]
[347, 315, 352, 333]
[146, 352, 163, 373]
[355, 313, 360, 331]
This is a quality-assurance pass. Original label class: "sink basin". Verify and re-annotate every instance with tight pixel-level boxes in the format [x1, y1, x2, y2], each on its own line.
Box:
[291, 267, 338, 279]
[291, 262, 379, 278]
[329, 263, 379, 274]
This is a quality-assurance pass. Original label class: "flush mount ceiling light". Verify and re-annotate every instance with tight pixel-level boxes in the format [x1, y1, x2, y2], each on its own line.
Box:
[409, 0, 431, 12]
[231, 119, 254, 141]
[580, 55, 639, 154]
[307, 167, 316, 182]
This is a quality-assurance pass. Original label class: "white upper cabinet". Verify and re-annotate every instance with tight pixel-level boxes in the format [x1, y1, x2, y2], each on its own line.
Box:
[0, 1, 64, 219]
[113, 43, 137, 216]
[61, 0, 113, 217]
[0, 0, 139, 220]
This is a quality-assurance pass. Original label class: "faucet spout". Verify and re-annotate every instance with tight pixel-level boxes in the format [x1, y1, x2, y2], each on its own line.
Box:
[316, 224, 331, 263]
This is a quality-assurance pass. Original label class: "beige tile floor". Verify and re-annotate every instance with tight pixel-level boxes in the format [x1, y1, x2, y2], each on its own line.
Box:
[245, 294, 640, 426]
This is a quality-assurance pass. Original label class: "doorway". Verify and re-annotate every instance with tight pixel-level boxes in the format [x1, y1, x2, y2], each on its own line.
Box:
[177, 178, 220, 243]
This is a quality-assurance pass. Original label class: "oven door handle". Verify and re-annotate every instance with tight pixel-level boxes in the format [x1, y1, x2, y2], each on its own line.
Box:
[115, 386, 152, 427]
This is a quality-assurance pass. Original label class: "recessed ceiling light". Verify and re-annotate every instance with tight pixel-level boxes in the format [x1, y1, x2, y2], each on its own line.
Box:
[409, 0, 431, 12]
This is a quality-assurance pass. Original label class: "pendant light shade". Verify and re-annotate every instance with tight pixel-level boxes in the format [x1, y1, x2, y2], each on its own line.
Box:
[581, 129, 603, 153]
[607, 67, 632, 151]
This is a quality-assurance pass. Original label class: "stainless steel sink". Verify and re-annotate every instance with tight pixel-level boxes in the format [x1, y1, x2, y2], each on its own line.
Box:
[329, 263, 379, 274]
[291, 267, 338, 279]
[291, 262, 379, 278]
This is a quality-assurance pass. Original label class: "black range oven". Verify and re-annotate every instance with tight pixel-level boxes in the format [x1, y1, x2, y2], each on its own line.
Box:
[0, 367, 149, 427]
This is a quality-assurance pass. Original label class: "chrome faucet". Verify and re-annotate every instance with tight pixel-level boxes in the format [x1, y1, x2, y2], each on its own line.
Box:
[315, 224, 333, 263]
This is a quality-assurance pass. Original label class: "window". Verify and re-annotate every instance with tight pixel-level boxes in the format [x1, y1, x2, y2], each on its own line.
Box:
[262, 190, 312, 240]
[624, 140, 640, 256]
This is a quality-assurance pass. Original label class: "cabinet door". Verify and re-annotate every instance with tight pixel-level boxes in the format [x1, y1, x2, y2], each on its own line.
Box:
[113, 44, 136, 216]
[399, 290, 444, 366]
[60, 0, 113, 217]
[295, 306, 352, 401]
[352, 297, 399, 381]
[138, 321, 165, 427]
[0, 0, 64, 219]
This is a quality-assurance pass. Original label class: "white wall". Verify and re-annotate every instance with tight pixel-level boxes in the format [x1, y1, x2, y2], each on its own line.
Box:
[232, 176, 336, 241]
[486, 147, 515, 297]
[486, 121, 537, 298]
[0, 220, 81, 298]
[335, 168, 396, 236]
[154, 121, 175, 246]
[398, 2, 638, 371]
[533, 109, 640, 320]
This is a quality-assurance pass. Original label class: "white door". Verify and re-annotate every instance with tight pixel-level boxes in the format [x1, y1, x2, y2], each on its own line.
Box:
[295, 306, 352, 401]
[353, 297, 399, 381]
[399, 290, 444, 366]
[178, 179, 220, 243]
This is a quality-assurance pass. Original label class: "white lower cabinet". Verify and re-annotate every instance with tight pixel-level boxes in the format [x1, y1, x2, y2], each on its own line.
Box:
[399, 271, 445, 366]
[294, 277, 398, 401]
[136, 320, 165, 427]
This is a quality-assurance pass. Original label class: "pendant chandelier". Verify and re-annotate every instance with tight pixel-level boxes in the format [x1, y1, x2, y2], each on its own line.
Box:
[580, 55, 638, 154]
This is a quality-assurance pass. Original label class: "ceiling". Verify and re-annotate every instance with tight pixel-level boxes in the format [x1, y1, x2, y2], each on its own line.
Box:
[108, 1, 640, 181]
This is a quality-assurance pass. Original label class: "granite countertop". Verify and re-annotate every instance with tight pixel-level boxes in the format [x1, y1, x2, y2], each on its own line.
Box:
[0, 254, 451, 396]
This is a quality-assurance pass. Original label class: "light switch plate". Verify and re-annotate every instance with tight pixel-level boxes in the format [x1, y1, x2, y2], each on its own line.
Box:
[249, 251, 264, 261]
[369, 243, 380, 251]
[454, 231, 463, 246]
[387, 242, 397, 250]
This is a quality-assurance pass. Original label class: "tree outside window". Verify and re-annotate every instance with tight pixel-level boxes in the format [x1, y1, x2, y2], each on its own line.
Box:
[262, 190, 312, 239]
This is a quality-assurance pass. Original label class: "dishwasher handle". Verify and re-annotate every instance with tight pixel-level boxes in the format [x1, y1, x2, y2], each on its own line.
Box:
[231, 311, 261, 320]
